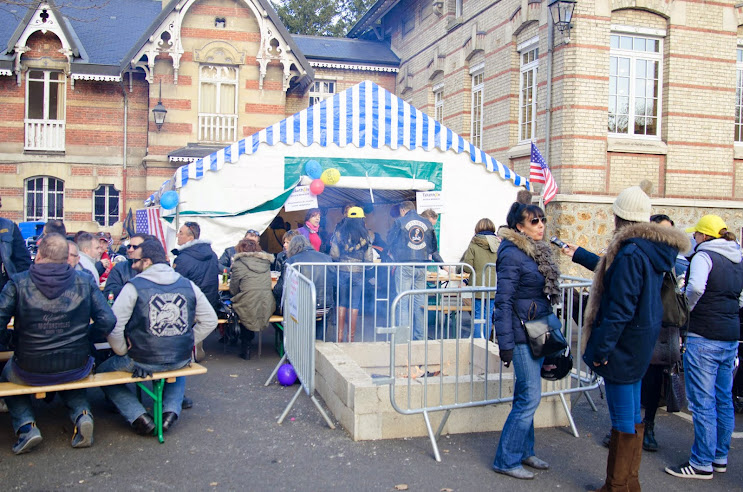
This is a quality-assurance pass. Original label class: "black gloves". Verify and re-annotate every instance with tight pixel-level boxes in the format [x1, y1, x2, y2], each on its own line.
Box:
[132, 365, 153, 379]
[500, 349, 513, 368]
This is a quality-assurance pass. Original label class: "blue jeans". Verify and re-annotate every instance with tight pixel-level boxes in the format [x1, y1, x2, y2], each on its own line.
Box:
[1, 362, 90, 434]
[473, 298, 495, 340]
[604, 380, 642, 434]
[684, 336, 738, 471]
[394, 265, 427, 342]
[493, 344, 544, 471]
[97, 355, 189, 423]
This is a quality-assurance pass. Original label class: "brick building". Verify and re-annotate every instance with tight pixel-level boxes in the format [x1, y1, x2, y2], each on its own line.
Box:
[0, 0, 398, 235]
[349, 0, 743, 268]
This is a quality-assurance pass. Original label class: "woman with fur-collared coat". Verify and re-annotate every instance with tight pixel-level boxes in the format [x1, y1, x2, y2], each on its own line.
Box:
[230, 239, 275, 360]
[583, 184, 689, 492]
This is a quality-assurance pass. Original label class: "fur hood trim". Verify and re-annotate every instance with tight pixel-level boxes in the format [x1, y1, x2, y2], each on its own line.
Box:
[233, 251, 275, 263]
[498, 227, 537, 259]
[583, 223, 690, 335]
[498, 227, 562, 304]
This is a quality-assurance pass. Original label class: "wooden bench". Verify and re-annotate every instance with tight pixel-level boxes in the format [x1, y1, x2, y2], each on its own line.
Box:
[0, 362, 207, 443]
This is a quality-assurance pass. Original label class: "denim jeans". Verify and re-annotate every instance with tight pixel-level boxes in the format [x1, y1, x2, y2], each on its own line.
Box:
[684, 336, 738, 471]
[492, 344, 544, 471]
[473, 297, 495, 340]
[97, 355, 189, 423]
[1, 362, 90, 433]
[394, 265, 427, 342]
[604, 380, 642, 434]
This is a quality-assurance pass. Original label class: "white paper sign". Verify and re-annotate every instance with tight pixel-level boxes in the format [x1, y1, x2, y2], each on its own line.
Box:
[286, 268, 300, 323]
[416, 191, 444, 213]
[284, 185, 318, 212]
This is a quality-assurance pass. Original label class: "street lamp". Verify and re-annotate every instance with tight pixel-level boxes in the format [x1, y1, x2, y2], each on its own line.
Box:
[548, 0, 576, 34]
[152, 81, 167, 131]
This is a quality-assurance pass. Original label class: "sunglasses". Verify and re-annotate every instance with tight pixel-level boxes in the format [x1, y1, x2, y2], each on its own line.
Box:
[127, 244, 141, 250]
[529, 217, 548, 225]
[246, 229, 260, 235]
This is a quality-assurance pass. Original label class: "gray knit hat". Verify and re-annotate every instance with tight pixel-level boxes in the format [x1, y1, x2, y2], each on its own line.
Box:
[612, 180, 652, 222]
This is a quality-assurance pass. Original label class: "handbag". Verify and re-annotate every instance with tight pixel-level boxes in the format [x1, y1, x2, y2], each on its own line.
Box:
[521, 312, 568, 359]
[661, 271, 689, 330]
[665, 362, 687, 413]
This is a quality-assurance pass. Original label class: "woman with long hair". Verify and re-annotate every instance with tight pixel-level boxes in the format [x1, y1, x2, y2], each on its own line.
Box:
[665, 215, 743, 480]
[583, 184, 688, 491]
[491, 202, 560, 480]
[330, 207, 373, 342]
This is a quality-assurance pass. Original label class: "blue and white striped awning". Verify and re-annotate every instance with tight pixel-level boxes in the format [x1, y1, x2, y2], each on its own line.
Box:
[150, 80, 529, 204]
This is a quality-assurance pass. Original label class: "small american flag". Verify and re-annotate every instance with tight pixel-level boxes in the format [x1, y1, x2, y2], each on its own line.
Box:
[136, 208, 167, 253]
[529, 142, 558, 205]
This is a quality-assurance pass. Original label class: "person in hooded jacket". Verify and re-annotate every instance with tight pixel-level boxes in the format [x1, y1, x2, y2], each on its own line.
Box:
[583, 184, 688, 492]
[491, 202, 561, 480]
[665, 215, 743, 480]
[230, 239, 276, 360]
[172, 221, 220, 313]
[460, 218, 499, 340]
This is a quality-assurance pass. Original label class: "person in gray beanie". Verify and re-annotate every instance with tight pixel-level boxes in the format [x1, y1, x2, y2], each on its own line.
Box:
[583, 181, 689, 491]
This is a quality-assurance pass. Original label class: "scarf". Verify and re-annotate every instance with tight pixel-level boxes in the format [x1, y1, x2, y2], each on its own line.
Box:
[498, 227, 562, 305]
[305, 221, 321, 251]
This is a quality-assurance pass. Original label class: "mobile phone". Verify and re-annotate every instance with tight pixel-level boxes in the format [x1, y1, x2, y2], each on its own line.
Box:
[550, 236, 567, 248]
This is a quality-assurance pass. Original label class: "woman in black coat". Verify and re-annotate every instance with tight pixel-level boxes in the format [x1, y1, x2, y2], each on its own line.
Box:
[491, 202, 561, 480]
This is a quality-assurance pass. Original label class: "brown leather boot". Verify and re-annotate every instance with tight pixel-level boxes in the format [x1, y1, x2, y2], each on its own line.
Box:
[594, 429, 636, 491]
[627, 423, 644, 492]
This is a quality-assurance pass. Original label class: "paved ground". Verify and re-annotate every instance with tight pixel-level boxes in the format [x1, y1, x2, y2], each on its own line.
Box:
[1, 333, 742, 491]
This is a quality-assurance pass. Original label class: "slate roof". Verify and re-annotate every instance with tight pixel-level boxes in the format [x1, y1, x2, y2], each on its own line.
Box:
[293, 35, 399, 66]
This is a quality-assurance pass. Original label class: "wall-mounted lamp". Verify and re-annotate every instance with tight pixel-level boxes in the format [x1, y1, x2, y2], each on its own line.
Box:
[152, 80, 167, 131]
[548, 0, 576, 35]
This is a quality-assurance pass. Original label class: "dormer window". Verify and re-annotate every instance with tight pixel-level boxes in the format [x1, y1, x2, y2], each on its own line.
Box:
[25, 70, 66, 152]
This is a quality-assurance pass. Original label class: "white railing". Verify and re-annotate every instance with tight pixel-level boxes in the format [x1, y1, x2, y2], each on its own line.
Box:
[198, 113, 238, 142]
[25, 119, 65, 151]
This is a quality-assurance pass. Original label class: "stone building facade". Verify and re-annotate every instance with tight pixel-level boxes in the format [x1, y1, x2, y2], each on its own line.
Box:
[0, 0, 397, 235]
[349, 0, 743, 271]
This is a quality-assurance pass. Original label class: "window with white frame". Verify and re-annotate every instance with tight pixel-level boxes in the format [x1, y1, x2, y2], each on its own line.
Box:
[93, 184, 119, 226]
[471, 70, 484, 148]
[434, 87, 444, 122]
[608, 33, 662, 137]
[735, 48, 743, 142]
[25, 70, 66, 151]
[25, 176, 63, 221]
[309, 80, 335, 106]
[198, 65, 238, 142]
[519, 44, 539, 142]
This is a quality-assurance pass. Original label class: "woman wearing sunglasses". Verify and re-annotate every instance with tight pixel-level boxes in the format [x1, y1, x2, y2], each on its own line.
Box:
[491, 201, 561, 480]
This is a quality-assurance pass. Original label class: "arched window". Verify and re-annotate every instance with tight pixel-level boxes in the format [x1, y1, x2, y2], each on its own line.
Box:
[25, 176, 64, 221]
[93, 184, 119, 226]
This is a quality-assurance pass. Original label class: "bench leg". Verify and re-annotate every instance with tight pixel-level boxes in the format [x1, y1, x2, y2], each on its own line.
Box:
[135, 379, 166, 444]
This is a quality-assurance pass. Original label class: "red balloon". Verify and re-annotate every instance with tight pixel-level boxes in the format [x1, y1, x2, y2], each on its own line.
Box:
[309, 179, 325, 195]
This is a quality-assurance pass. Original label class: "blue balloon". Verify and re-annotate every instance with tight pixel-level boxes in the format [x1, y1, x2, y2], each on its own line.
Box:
[160, 190, 179, 209]
[304, 160, 322, 179]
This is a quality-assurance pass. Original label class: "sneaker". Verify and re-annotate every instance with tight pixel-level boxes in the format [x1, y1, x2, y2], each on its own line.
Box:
[665, 461, 713, 480]
[522, 456, 550, 470]
[492, 466, 534, 480]
[713, 462, 727, 473]
[12, 423, 42, 455]
[71, 411, 94, 448]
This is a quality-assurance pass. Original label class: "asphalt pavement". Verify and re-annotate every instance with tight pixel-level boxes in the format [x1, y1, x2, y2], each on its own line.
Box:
[1, 333, 742, 491]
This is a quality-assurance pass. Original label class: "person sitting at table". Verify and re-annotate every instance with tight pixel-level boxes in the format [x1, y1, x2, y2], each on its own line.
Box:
[219, 229, 261, 272]
[103, 233, 156, 301]
[98, 239, 217, 436]
[273, 230, 300, 275]
[0, 233, 116, 454]
[230, 239, 275, 360]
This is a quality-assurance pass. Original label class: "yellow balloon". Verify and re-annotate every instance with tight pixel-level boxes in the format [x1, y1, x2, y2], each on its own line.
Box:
[321, 168, 341, 185]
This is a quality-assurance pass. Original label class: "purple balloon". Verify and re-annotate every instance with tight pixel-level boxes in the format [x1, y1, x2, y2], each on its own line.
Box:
[277, 363, 297, 386]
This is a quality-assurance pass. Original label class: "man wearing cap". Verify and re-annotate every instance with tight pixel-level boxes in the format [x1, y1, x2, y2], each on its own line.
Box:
[665, 215, 743, 480]
[219, 229, 260, 272]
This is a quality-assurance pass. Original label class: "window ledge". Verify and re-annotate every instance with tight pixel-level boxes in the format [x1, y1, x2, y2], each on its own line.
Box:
[507, 142, 532, 159]
[447, 17, 463, 31]
[734, 143, 743, 160]
[607, 137, 667, 155]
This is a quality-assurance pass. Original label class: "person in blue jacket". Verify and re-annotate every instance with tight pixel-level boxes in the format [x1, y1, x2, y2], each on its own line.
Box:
[583, 184, 688, 491]
[491, 201, 561, 480]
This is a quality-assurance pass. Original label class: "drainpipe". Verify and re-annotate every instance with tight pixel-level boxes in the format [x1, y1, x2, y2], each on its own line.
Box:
[544, 12, 554, 166]
[119, 77, 128, 223]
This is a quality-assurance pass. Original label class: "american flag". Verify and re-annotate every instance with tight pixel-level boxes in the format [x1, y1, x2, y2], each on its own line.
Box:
[136, 208, 167, 253]
[529, 142, 558, 205]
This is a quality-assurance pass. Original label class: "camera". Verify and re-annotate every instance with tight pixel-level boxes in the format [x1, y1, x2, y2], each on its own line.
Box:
[550, 236, 567, 248]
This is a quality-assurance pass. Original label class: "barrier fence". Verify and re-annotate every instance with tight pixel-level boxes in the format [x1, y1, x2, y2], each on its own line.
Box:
[265, 261, 599, 460]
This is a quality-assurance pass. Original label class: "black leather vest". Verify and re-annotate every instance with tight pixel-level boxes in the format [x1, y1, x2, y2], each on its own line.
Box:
[688, 250, 743, 341]
[125, 276, 196, 364]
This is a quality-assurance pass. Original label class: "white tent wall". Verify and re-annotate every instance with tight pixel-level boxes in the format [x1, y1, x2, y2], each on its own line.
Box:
[164, 140, 519, 260]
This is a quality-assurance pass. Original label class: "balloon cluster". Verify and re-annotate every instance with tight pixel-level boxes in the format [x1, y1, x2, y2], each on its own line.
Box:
[304, 160, 341, 196]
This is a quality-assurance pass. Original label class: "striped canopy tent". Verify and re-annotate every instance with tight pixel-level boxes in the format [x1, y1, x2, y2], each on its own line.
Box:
[151, 80, 529, 259]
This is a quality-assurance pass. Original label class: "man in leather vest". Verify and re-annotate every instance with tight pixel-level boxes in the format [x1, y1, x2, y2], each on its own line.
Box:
[97, 239, 217, 436]
[0, 196, 32, 294]
[103, 233, 154, 301]
[0, 233, 116, 454]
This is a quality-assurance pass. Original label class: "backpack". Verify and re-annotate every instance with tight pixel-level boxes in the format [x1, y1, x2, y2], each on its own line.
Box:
[661, 271, 689, 329]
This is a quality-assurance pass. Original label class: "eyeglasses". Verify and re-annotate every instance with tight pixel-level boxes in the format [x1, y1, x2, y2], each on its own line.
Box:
[127, 244, 141, 250]
[246, 229, 260, 235]
[529, 217, 548, 225]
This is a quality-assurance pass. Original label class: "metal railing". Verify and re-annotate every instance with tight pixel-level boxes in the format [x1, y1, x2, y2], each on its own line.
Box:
[25, 119, 65, 151]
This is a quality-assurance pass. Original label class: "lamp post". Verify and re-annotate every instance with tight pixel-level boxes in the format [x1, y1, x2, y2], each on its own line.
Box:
[152, 80, 167, 131]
